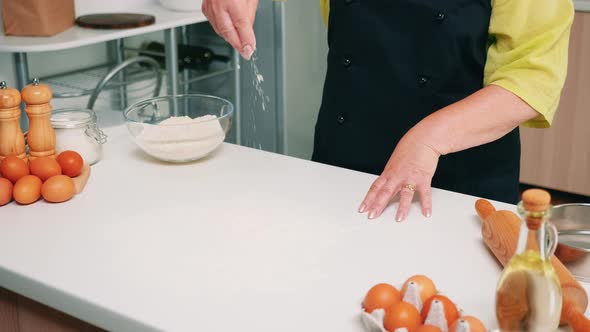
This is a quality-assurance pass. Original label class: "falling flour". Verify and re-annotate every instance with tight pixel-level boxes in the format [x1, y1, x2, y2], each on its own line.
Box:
[245, 53, 271, 149]
[250, 54, 270, 112]
[136, 115, 225, 161]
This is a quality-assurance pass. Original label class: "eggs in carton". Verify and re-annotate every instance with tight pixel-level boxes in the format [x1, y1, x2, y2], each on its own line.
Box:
[360, 275, 487, 332]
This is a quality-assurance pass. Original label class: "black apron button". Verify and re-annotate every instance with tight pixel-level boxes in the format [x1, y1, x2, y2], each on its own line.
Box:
[435, 12, 446, 22]
[342, 57, 352, 67]
[418, 76, 430, 86]
[336, 113, 346, 124]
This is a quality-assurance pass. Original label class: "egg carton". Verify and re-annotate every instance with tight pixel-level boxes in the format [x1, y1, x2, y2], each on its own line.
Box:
[359, 283, 488, 332]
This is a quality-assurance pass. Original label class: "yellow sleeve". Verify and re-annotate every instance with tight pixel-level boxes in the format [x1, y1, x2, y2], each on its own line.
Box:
[320, 0, 329, 26]
[484, 0, 574, 128]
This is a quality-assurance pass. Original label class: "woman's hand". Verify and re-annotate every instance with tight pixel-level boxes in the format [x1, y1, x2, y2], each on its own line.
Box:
[202, 0, 258, 60]
[359, 129, 441, 222]
[358, 85, 540, 222]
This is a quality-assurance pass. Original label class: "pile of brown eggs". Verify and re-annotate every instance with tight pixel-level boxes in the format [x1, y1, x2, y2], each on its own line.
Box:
[0, 150, 84, 206]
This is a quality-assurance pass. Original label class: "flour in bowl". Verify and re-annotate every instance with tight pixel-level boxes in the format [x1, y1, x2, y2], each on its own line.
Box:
[135, 115, 225, 162]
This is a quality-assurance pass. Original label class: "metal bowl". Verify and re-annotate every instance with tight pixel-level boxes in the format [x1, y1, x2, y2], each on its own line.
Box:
[552, 203, 590, 282]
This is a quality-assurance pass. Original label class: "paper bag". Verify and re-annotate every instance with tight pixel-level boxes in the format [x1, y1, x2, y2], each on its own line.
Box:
[1, 0, 75, 36]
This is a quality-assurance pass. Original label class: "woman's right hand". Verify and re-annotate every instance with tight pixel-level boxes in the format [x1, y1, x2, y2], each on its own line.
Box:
[202, 0, 258, 60]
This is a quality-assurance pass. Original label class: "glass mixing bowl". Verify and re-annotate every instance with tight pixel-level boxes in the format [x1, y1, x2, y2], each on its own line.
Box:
[123, 94, 234, 162]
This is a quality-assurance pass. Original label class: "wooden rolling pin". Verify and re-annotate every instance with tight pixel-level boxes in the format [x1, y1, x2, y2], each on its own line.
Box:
[475, 199, 589, 331]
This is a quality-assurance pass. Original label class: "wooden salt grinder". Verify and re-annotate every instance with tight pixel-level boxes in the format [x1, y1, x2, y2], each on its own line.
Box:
[0, 81, 26, 161]
[22, 78, 56, 160]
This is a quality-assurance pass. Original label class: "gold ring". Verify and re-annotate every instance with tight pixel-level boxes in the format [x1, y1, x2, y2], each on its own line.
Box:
[402, 184, 417, 192]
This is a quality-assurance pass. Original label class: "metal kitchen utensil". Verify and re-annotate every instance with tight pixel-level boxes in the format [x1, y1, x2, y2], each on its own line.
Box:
[87, 56, 162, 110]
[552, 203, 590, 282]
[44, 57, 161, 117]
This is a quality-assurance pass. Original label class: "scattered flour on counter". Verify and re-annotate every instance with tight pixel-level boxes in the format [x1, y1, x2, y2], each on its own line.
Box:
[136, 115, 225, 161]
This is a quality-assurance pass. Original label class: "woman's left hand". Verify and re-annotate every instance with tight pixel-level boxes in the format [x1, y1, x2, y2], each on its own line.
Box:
[358, 84, 542, 221]
[358, 129, 441, 222]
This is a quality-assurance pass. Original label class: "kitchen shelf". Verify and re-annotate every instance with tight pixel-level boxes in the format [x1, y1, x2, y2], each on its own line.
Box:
[43, 63, 158, 98]
[123, 45, 235, 86]
[182, 66, 236, 85]
[43, 62, 235, 99]
[0, 1, 243, 143]
[0, 4, 207, 53]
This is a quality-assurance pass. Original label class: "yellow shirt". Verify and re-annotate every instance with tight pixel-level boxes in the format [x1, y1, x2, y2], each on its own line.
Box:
[319, 0, 574, 128]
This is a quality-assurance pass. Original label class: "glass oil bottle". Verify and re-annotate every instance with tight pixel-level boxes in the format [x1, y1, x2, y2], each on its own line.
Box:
[495, 189, 562, 332]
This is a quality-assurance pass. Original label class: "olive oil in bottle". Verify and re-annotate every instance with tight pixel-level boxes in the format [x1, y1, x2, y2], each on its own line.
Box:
[495, 189, 562, 332]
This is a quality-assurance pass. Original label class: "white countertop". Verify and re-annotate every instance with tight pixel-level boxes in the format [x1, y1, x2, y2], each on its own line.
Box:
[0, 3, 206, 53]
[0, 117, 586, 331]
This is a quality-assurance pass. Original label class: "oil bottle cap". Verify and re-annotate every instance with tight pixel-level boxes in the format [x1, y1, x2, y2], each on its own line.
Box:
[21, 78, 52, 106]
[0, 81, 22, 110]
[521, 188, 551, 231]
[522, 189, 551, 212]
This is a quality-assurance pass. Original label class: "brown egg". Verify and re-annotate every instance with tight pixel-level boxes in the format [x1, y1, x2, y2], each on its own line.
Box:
[0, 156, 30, 183]
[363, 283, 401, 313]
[42, 175, 75, 203]
[0, 178, 13, 206]
[56, 151, 83, 177]
[29, 157, 62, 182]
[13, 175, 42, 205]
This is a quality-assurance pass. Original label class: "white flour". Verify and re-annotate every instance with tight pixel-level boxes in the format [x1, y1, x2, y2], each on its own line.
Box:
[245, 53, 270, 150]
[250, 54, 270, 113]
[136, 115, 225, 162]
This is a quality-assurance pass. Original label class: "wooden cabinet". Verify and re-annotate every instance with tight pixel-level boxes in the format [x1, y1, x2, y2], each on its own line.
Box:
[520, 12, 590, 196]
[0, 287, 103, 332]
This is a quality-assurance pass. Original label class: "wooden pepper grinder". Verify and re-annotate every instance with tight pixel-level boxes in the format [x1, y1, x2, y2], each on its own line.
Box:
[22, 78, 56, 160]
[0, 81, 26, 161]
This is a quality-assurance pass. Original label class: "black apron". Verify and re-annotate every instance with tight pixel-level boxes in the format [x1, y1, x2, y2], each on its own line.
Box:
[312, 0, 521, 204]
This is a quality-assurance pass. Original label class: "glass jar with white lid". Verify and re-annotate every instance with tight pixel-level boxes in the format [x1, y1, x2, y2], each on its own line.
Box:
[50, 108, 107, 165]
